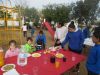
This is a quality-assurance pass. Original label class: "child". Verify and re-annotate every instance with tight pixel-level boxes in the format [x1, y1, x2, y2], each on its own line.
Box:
[86, 27, 100, 75]
[35, 30, 46, 49]
[5, 40, 19, 58]
[22, 24, 27, 37]
[24, 37, 36, 53]
[61, 21, 84, 71]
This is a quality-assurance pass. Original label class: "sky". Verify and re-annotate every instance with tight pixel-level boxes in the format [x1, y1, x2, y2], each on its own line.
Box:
[29, 0, 100, 9]
[26, 0, 80, 9]
[0, 0, 80, 9]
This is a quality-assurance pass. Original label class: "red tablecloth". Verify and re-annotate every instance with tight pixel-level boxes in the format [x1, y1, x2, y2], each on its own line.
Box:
[0, 50, 85, 75]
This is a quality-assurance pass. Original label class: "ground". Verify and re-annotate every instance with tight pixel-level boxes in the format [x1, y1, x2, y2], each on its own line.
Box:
[0, 28, 88, 75]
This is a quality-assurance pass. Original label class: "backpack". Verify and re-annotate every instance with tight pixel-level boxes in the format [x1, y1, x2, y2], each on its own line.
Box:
[36, 39, 45, 50]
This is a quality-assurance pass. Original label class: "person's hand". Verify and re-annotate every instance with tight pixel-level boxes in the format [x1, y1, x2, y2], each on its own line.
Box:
[31, 44, 35, 48]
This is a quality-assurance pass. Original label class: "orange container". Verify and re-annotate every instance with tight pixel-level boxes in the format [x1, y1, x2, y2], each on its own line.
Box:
[55, 61, 60, 68]
[0, 49, 4, 67]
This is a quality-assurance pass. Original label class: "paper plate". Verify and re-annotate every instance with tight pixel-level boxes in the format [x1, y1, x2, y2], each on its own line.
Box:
[1, 64, 15, 71]
[32, 53, 41, 57]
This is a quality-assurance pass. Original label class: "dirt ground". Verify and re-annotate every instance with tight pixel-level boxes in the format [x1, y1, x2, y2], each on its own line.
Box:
[0, 28, 88, 75]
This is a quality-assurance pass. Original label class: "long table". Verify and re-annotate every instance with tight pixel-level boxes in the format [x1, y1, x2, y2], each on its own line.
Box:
[0, 50, 85, 75]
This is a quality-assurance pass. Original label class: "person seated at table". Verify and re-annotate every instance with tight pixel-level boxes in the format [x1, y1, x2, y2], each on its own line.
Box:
[35, 30, 46, 50]
[86, 26, 100, 75]
[24, 37, 36, 53]
[61, 21, 84, 72]
[5, 40, 20, 58]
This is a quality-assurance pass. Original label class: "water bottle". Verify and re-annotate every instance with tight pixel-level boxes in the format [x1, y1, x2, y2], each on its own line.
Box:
[17, 46, 27, 66]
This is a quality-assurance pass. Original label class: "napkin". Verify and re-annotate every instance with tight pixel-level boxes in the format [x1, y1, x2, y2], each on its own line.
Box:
[3, 69, 19, 75]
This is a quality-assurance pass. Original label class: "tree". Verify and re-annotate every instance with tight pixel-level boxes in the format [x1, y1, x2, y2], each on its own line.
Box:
[15, 5, 39, 26]
[42, 4, 71, 23]
[72, 0, 100, 23]
[23, 7, 39, 21]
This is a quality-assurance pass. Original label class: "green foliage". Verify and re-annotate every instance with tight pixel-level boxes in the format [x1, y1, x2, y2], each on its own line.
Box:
[15, 5, 39, 26]
[23, 7, 39, 20]
[73, 0, 100, 23]
[42, 4, 71, 23]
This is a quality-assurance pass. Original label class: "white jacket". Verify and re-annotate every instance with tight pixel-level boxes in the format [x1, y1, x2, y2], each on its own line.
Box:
[54, 26, 68, 43]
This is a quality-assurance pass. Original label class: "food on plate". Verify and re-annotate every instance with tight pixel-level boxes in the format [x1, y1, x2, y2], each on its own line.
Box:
[44, 49, 51, 54]
[1, 64, 15, 71]
[32, 53, 41, 57]
[55, 53, 64, 58]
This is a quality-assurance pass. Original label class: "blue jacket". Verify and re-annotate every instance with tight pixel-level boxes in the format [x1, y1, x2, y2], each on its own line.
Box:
[83, 27, 90, 39]
[36, 34, 46, 44]
[86, 44, 100, 74]
[62, 29, 84, 51]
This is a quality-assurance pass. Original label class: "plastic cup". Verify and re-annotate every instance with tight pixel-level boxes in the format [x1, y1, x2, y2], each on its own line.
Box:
[72, 56, 76, 61]
[55, 61, 60, 68]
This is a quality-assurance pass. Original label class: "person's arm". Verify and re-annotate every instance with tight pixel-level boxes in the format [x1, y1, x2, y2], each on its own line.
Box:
[5, 50, 9, 58]
[31, 46, 36, 52]
[61, 33, 69, 48]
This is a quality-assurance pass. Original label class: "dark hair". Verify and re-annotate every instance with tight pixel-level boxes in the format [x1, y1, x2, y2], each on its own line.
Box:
[39, 30, 44, 34]
[9, 40, 16, 45]
[68, 21, 75, 29]
[71, 21, 74, 25]
[54, 39, 61, 47]
[27, 37, 33, 41]
[93, 27, 100, 39]
[59, 22, 64, 27]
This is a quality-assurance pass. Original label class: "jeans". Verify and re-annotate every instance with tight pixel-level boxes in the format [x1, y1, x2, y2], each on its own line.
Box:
[31, 30, 35, 37]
